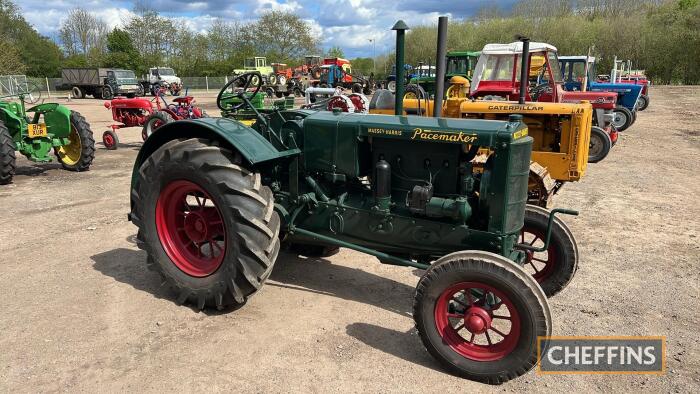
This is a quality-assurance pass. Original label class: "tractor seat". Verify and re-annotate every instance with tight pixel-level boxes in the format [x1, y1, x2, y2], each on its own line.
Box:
[173, 96, 194, 105]
[369, 89, 395, 110]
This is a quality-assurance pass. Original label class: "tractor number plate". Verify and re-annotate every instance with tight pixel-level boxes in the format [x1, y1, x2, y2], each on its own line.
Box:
[27, 123, 48, 138]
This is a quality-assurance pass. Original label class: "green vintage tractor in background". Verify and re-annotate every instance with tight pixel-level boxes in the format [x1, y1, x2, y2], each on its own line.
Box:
[0, 86, 95, 184]
[128, 71, 579, 384]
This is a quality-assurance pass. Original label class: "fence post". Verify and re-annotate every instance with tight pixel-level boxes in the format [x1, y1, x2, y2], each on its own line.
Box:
[205, 76, 209, 92]
[45, 77, 51, 98]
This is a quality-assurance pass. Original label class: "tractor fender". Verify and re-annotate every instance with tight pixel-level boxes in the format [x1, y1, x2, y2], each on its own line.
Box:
[134, 117, 297, 170]
[27, 103, 72, 138]
[131, 117, 299, 189]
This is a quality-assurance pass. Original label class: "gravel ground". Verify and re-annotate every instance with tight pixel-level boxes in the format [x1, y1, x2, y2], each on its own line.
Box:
[0, 86, 698, 392]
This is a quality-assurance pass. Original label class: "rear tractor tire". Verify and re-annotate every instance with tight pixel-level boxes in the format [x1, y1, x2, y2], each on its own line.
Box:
[413, 251, 551, 384]
[54, 111, 95, 172]
[587, 126, 612, 163]
[142, 111, 173, 140]
[518, 205, 578, 298]
[0, 122, 16, 185]
[130, 138, 281, 310]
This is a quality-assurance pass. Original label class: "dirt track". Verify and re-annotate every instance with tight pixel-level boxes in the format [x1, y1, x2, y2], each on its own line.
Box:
[1, 87, 698, 392]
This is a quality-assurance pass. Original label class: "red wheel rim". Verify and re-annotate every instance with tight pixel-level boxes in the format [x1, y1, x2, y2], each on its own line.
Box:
[434, 282, 521, 361]
[519, 227, 557, 282]
[327, 96, 350, 112]
[156, 180, 226, 277]
[349, 95, 366, 112]
[103, 133, 115, 147]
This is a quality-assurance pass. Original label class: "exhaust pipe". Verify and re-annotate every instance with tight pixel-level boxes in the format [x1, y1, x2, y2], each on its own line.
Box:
[392, 20, 409, 115]
[518, 36, 530, 105]
[433, 16, 448, 117]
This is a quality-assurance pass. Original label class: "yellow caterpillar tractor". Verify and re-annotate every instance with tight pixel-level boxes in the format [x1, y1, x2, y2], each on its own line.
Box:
[370, 39, 593, 208]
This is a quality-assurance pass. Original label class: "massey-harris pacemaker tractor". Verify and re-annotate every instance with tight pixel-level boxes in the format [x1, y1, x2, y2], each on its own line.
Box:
[128, 21, 580, 384]
[0, 86, 95, 184]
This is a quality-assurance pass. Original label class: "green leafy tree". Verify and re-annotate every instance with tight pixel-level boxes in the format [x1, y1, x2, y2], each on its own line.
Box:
[326, 46, 345, 58]
[0, 38, 26, 74]
[104, 28, 142, 71]
[0, 0, 61, 76]
[252, 10, 320, 63]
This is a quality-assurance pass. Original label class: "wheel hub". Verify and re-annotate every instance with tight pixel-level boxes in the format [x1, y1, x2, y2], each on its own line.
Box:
[184, 212, 208, 243]
[464, 307, 492, 334]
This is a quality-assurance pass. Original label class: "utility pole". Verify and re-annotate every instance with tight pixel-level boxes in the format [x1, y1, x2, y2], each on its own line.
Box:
[368, 38, 376, 75]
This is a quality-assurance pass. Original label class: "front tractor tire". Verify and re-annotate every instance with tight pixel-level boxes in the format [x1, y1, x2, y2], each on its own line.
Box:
[518, 205, 578, 298]
[587, 126, 612, 163]
[612, 105, 633, 131]
[55, 111, 95, 172]
[0, 122, 16, 185]
[414, 251, 551, 384]
[636, 94, 650, 111]
[131, 138, 281, 310]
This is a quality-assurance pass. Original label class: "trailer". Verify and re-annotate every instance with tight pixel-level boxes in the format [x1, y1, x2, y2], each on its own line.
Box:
[61, 68, 141, 100]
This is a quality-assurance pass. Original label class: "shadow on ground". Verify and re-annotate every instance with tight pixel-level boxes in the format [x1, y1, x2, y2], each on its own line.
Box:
[14, 163, 63, 177]
[90, 247, 170, 303]
[91, 244, 438, 369]
[269, 251, 417, 318]
[345, 322, 443, 373]
[91, 243, 419, 318]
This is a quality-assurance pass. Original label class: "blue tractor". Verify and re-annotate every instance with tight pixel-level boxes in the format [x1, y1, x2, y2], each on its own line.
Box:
[559, 56, 642, 131]
[386, 63, 415, 93]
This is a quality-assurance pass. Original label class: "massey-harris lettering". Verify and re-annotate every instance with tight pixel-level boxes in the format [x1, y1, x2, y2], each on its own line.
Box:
[411, 128, 478, 143]
[368, 127, 403, 135]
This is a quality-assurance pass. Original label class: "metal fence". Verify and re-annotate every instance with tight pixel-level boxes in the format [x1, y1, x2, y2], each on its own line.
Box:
[1, 75, 239, 97]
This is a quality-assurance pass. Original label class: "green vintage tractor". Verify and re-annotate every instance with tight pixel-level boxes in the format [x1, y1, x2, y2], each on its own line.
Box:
[0, 88, 95, 184]
[128, 71, 579, 384]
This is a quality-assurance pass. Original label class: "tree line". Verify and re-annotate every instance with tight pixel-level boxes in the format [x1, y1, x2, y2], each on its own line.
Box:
[1, 0, 699, 83]
[403, 0, 700, 84]
[0, 0, 376, 79]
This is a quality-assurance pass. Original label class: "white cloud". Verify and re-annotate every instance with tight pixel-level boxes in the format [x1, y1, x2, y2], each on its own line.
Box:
[254, 0, 302, 15]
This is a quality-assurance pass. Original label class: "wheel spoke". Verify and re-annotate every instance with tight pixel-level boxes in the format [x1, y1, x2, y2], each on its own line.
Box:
[529, 236, 539, 246]
[533, 257, 549, 263]
[452, 296, 470, 308]
[528, 261, 540, 273]
[453, 323, 464, 332]
[492, 314, 511, 320]
[469, 333, 475, 343]
[210, 238, 224, 252]
[490, 327, 508, 338]
[485, 330, 493, 346]
[447, 313, 462, 319]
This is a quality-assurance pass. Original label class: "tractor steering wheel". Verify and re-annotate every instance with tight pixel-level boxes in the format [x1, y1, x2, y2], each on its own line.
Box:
[530, 82, 552, 101]
[217, 72, 263, 111]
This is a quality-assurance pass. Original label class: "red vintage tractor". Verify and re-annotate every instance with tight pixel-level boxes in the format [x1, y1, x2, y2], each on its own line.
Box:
[270, 63, 292, 85]
[102, 94, 206, 150]
[470, 40, 619, 143]
[292, 55, 322, 79]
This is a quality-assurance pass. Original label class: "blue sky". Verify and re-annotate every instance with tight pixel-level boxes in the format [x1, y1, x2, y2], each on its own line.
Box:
[18, 0, 518, 58]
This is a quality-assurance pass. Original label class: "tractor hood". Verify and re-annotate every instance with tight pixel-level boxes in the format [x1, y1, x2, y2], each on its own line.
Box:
[561, 91, 617, 110]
